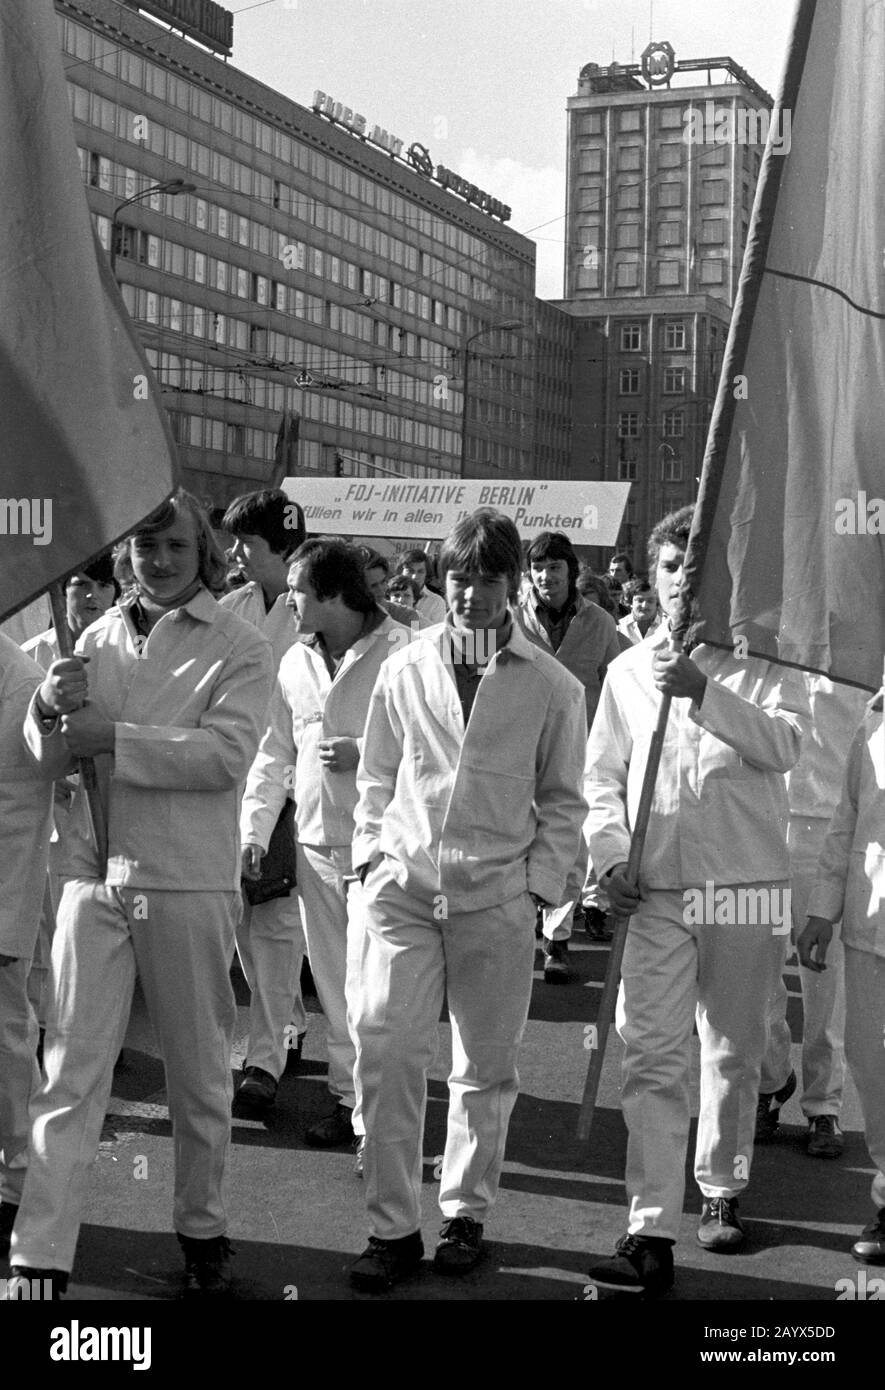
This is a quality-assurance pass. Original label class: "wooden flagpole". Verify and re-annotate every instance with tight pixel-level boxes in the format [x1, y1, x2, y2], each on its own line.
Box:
[48, 582, 108, 873]
[577, 0, 820, 1143]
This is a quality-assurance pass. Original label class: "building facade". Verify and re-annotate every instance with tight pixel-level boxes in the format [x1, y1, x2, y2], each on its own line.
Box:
[560, 45, 771, 564]
[57, 0, 572, 507]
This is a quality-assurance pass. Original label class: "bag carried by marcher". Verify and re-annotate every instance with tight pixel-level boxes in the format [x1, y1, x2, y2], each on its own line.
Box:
[243, 799, 297, 905]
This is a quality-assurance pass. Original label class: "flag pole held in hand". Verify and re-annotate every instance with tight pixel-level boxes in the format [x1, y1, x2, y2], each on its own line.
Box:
[48, 582, 108, 873]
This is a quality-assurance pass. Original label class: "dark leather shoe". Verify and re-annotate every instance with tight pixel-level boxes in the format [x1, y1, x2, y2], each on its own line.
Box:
[697, 1197, 746, 1251]
[178, 1234, 233, 1296]
[232, 1065, 277, 1117]
[755, 1069, 796, 1141]
[305, 1103, 354, 1147]
[350, 1232, 424, 1291]
[587, 1234, 674, 1296]
[852, 1208, 885, 1264]
[542, 940, 571, 983]
[433, 1216, 484, 1274]
[582, 907, 614, 942]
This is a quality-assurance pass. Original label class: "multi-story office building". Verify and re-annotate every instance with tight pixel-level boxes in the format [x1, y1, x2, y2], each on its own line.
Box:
[559, 44, 771, 562]
[57, 0, 563, 505]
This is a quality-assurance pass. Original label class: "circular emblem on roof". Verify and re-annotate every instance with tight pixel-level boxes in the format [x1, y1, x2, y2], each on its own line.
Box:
[641, 40, 675, 86]
[407, 142, 434, 178]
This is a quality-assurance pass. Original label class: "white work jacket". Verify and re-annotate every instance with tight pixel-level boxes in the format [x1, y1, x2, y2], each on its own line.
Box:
[220, 580, 300, 672]
[585, 623, 809, 891]
[241, 609, 410, 852]
[807, 706, 885, 957]
[0, 635, 53, 957]
[23, 589, 273, 892]
[352, 619, 588, 912]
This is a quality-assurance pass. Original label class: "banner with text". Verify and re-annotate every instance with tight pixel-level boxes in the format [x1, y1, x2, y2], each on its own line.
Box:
[282, 478, 630, 545]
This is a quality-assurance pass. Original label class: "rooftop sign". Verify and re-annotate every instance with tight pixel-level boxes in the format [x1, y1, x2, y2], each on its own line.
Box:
[128, 1, 233, 57]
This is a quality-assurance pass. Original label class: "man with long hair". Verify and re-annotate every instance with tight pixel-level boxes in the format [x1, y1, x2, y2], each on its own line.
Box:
[5, 490, 273, 1299]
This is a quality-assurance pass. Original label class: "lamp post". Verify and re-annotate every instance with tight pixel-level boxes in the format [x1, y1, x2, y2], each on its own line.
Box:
[110, 178, 196, 275]
[458, 319, 524, 478]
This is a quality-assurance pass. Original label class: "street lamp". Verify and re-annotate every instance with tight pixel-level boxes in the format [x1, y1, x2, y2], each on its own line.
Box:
[110, 178, 196, 275]
[459, 319, 525, 477]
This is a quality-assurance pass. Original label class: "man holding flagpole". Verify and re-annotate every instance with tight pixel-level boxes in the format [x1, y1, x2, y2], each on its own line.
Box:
[585, 506, 809, 1297]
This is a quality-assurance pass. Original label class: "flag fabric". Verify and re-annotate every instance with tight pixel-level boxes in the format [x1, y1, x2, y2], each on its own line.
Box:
[270, 411, 301, 489]
[684, 0, 885, 692]
[0, 0, 178, 624]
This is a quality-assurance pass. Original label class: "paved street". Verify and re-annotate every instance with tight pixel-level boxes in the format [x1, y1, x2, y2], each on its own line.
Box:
[39, 928, 871, 1314]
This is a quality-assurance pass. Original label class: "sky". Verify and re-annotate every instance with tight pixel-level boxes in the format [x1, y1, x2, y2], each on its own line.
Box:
[222, 0, 798, 297]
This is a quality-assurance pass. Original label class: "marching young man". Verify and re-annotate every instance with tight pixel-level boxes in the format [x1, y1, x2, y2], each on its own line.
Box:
[585, 506, 809, 1296]
[240, 540, 411, 1150]
[5, 491, 273, 1299]
[349, 508, 587, 1291]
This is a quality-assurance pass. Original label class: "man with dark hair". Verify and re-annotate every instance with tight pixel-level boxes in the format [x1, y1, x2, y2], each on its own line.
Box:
[516, 532, 621, 978]
[607, 551, 635, 617]
[219, 489, 308, 1118]
[397, 548, 446, 623]
[241, 540, 411, 1153]
[348, 509, 587, 1291]
[220, 488, 306, 668]
[584, 505, 810, 1297]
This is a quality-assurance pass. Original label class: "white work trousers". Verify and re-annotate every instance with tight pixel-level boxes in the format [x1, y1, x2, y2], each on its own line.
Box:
[0, 958, 40, 1205]
[296, 843, 365, 1126]
[352, 867, 537, 1241]
[11, 880, 240, 1274]
[843, 945, 885, 1210]
[236, 890, 307, 1081]
[760, 816, 845, 1115]
[617, 885, 786, 1242]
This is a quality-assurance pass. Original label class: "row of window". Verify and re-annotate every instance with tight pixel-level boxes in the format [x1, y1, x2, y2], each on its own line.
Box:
[618, 370, 690, 411]
[144, 345, 465, 456]
[62, 17, 527, 277]
[618, 406, 688, 435]
[577, 142, 733, 175]
[616, 457, 685, 483]
[577, 178, 733, 213]
[577, 217, 729, 253]
[76, 131, 518, 312]
[575, 258, 726, 292]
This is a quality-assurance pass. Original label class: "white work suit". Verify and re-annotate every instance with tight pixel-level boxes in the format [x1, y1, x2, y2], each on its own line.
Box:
[10, 590, 272, 1275]
[221, 581, 307, 1076]
[806, 703, 885, 1209]
[351, 619, 587, 1240]
[585, 624, 809, 1242]
[241, 608, 410, 1121]
[0, 636, 53, 1207]
[760, 676, 868, 1117]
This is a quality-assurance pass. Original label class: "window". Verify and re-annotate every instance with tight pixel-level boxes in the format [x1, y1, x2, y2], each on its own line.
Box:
[663, 366, 686, 394]
[659, 105, 685, 130]
[701, 180, 726, 205]
[661, 453, 683, 482]
[701, 218, 724, 244]
[700, 259, 724, 284]
[662, 410, 684, 437]
[618, 145, 641, 172]
[618, 412, 640, 437]
[620, 322, 642, 351]
[658, 262, 681, 287]
[658, 182, 682, 208]
[619, 367, 640, 394]
[657, 143, 682, 169]
[657, 221, 682, 247]
[615, 262, 639, 288]
[619, 110, 641, 132]
[616, 223, 641, 249]
[579, 147, 604, 173]
[579, 114, 602, 136]
[618, 457, 637, 481]
[701, 144, 727, 165]
[617, 182, 641, 211]
[664, 321, 686, 350]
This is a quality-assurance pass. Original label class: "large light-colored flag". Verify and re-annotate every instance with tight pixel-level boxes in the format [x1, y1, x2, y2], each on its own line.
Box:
[0, 0, 178, 624]
[684, 0, 885, 691]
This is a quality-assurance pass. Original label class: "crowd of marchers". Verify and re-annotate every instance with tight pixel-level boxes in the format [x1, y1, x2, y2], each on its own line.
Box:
[1, 486, 883, 1301]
